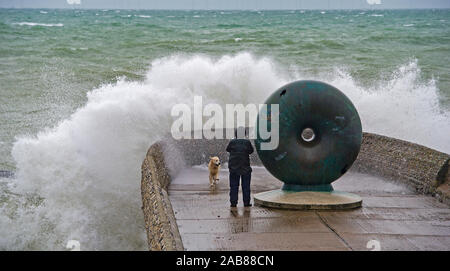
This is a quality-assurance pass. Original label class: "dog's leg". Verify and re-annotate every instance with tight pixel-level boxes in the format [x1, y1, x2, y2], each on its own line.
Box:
[209, 175, 214, 187]
[214, 174, 219, 184]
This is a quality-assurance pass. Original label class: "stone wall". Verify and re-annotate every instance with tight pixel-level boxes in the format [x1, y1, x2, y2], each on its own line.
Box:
[170, 138, 262, 167]
[140, 142, 184, 251]
[352, 133, 450, 202]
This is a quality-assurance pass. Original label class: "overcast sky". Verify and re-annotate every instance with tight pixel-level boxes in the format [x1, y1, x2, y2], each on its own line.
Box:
[1, 0, 450, 10]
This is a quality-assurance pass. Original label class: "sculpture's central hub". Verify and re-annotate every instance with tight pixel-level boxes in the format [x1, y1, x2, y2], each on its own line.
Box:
[301, 128, 315, 142]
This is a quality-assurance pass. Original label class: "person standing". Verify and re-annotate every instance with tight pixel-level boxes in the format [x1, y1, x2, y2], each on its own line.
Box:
[226, 127, 254, 208]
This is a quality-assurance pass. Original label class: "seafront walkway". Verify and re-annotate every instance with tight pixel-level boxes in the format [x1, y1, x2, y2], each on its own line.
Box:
[168, 166, 450, 250]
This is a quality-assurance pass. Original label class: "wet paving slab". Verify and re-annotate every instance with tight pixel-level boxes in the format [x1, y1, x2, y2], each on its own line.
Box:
[169, 166, 450, 251]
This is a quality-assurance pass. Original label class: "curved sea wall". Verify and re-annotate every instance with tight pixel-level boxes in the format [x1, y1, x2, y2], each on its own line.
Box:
[352, 133, 449, 202]
[140, 142, 184, 251]
[141, 132, 449, 250]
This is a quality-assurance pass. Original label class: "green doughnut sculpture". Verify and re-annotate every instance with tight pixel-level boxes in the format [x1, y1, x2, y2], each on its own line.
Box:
[255, 80, 362, 192]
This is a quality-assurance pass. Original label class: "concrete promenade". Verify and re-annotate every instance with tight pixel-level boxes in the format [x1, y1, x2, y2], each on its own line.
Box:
[169, 166, 450, 250]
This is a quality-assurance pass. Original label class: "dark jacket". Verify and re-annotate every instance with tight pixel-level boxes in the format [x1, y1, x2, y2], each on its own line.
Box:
[226, 139, 254, 175]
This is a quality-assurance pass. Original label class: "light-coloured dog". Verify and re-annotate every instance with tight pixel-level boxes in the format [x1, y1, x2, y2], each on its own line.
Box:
[208, 156, 221, 188]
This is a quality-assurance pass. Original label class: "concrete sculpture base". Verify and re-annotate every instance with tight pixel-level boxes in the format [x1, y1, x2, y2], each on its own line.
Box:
[254, 189, 362, 210]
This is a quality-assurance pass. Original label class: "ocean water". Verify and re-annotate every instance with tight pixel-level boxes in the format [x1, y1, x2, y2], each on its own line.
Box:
[0, 9, 449, 250]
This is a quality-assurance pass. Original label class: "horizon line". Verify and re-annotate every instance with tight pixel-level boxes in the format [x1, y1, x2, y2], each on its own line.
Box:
[1, 7, 449, 11]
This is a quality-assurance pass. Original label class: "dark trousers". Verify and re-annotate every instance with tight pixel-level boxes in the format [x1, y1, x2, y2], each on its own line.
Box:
[229, 172, 251, 205]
